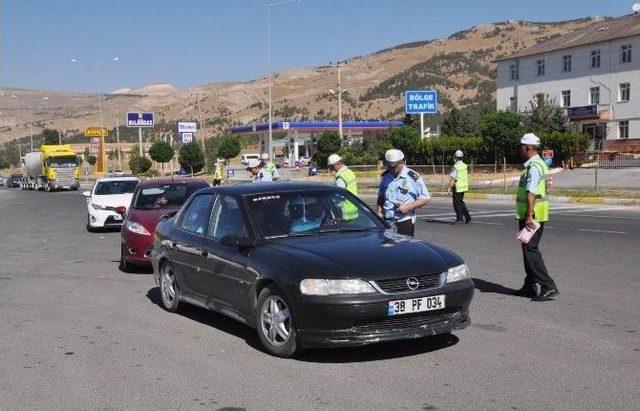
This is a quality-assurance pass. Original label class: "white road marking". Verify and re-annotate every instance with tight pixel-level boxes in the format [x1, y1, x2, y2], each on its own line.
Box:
[578, 229, 627, 234]
[471, 221, 503, 226]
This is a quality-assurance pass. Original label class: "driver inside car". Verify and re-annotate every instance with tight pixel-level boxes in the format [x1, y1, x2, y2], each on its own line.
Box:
[289, 197, 325, 233]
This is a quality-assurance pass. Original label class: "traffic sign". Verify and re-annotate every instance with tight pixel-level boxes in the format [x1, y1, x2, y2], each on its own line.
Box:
[181, 132, 193, 144]
[178, 122, 197, 133]
[126, 112, 154, 127]
[85, 127, 109, 137]
[405, 90, 438, 114]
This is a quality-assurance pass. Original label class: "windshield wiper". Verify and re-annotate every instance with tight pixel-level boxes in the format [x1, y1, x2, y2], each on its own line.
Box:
[317, 227, 374, 234]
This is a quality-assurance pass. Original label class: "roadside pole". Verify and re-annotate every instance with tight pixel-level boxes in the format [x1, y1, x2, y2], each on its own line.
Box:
[595, 150, 600, 191]
[420, 113, 424, 140]
[138, 127, 143, 157]
[115, 118, 122, 170]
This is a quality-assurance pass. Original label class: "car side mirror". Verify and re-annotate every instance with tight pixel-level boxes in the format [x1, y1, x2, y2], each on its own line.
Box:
[161, 210, 178, 220]
[220, 235, 254, 249]
[82, 191, 91, 198]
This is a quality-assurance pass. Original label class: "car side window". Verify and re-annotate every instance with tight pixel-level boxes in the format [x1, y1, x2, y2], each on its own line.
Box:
[179, 194, 214, 235]
[207, 195, 248, 240]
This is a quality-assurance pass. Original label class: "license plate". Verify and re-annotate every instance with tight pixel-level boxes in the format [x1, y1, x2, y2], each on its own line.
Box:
[387, 295, 445, 316]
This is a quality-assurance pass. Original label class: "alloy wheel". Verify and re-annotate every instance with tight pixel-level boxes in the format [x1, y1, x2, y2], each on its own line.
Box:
[260, 296, 291, 347]
[160, 264, 177, 306]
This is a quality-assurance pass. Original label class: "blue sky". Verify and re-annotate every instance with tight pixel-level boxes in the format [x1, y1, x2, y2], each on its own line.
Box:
[1, 0, 636, 92]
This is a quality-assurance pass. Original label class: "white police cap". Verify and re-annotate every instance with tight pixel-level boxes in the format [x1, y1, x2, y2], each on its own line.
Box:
[521, 133, 540, 146]
[246, 158, 261, 169]
[455, 150, 464, 158]
[327, 154, 342, 166]
[385, 149, 405, 166]
[260, 153, 270, 160]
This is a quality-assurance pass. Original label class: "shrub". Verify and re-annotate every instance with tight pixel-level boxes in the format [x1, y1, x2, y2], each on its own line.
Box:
[86, 155, 97, 166]
[129, 156, 152, 174]
[217, 135, 242, 160]
[313, 131, 342, 167]
[179, 142, 205, 174]
[148, 140, 175, 164]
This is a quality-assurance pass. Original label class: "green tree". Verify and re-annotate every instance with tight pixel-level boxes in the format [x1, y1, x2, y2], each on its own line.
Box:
[107, 148, 119, 161]
[313, 131, 342, 167]
[217, 135, 242, 160]
[148, 140, 175, 164]
[0, 158, 9, 169]
[204, 137, 222, 165]
[387, 126, 422, 164]
[179, 142, 205, 174]
[42, 128, 60, 145]
[129, 156, 152, 174]
[86, 155, 97, 166]
[479, 110, 523, 163]
[523, 93, 568, 133]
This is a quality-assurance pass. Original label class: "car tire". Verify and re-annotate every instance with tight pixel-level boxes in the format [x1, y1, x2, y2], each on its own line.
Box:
[86, 215, 97, 233]
[255, 285, 298, 358]
[119, 244, 135, 273]
[159, 262, 181, 313]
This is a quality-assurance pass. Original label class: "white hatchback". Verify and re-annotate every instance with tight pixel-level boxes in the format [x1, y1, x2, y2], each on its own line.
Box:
[83, 176, 140, 231]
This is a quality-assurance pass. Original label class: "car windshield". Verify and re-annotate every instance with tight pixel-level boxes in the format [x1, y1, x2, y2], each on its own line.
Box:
[133, 183, 207, 210]
[246, 190, 383, 239]
[94, 180, 138, 195]
[46, 157, 77, 168]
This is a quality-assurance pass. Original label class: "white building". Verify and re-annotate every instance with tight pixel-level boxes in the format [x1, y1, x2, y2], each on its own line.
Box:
[496, 12, 640, 151]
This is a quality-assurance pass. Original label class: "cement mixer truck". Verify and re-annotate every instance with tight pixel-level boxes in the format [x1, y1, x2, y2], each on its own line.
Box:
[22, 145, 80, 191]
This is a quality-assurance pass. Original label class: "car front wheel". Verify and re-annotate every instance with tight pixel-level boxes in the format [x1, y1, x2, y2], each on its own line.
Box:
[160, 262, 180, 312]
[256, 286, 298, 357]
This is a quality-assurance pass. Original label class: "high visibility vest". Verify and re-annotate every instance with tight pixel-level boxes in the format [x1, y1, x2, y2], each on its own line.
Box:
[264, 162, 278, 178]
[334, 168, 359, 220]
[453, 161, 469, 192]
[212, 164, 222, 180]
[516, 157, 549, 222]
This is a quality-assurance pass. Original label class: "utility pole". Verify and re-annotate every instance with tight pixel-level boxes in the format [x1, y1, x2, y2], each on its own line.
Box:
[115, 118, 122, 170]
[337, 64, 343, 140]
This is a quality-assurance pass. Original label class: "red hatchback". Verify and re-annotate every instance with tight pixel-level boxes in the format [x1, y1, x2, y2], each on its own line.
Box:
[120, 177, 209, 271]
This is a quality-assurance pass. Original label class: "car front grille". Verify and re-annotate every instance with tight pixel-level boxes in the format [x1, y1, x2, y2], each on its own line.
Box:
[353, 308, 457, 331]
[373, 272, 443, 294]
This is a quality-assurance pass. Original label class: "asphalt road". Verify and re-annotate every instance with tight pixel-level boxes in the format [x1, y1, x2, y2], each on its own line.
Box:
[1, 187, 639, 410]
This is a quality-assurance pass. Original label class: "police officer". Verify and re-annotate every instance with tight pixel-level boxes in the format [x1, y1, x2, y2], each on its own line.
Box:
[514, 133, 558, 301]
[328, 154, 359, 221]
[212, 161, 223, 186]
[377, 149, 431, 236]
[447, 150, 471, 224]
[247, 158, 273, 183]
[261, 153, 279, 181]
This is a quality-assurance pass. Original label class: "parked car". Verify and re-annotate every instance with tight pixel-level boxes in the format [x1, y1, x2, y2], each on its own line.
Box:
[83, 175, 140, 231]
[8, 173, 23, 188]
[241, 154, 260, 166]
[307, 164, 319, 176]
[151, 183, 474, 357]
[120, 177, 209, 272]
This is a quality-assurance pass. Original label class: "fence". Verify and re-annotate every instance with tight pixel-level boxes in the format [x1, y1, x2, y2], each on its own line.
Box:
[574, 151, 640, 169]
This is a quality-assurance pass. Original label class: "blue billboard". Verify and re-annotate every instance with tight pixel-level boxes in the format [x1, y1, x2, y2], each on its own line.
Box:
[405, 90, 438, 115]
[126, 112, 154, 128]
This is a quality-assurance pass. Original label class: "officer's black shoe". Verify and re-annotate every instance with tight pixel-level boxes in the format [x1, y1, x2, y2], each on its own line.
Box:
[464, 217, 472, 224]
[512, 286, 537, 298]
[532, 288, 559, 301]
[455, 219, 464, 224]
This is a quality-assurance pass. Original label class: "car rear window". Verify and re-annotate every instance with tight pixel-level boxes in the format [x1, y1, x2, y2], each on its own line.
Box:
[133, 182, 208, 210]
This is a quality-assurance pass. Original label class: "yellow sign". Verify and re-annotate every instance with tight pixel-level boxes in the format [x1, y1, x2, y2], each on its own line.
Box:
[84, 127, 109, 137]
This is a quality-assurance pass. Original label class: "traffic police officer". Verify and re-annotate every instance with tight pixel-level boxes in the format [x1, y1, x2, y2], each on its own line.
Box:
[212, 161, 223, 186]
[328, 154, 359, 220]
[377, 149, 431, 236]
[247, 158, 273, 183]
[447, 150, 471, 224]
[514, 133, 558, 301]
[261, 153, 279, 181]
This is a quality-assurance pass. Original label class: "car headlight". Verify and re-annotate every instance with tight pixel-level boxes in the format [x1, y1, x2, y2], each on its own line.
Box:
[124, 221, 151, 236]
[300, 279, 376, 296]
[446, 264, 470, 283]
[91, 203, 109, 210]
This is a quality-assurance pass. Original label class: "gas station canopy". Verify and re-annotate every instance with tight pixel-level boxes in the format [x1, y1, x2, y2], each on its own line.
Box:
[230, 120, 404, 135]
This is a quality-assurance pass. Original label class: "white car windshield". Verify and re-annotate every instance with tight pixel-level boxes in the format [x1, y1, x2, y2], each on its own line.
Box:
[94, 180, 138, 195]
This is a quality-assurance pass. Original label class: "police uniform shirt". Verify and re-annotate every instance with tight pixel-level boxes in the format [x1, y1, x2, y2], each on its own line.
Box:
[334, 165, 348, 189]
[523, 155, 542, 195]
[382, 166, 430, 221]
[253, 168, 273, 183]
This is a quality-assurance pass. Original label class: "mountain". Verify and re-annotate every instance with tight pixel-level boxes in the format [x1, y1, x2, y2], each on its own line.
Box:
[0, 17, 599, 145]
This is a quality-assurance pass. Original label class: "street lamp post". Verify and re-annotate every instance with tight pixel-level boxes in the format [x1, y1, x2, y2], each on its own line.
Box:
[329, 62, 347, 140]
[253, 0, 300, 157]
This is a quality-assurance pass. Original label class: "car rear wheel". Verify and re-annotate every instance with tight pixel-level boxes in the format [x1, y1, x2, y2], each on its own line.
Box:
[160, 263, 180, 312]
[256, 286, 298, 357]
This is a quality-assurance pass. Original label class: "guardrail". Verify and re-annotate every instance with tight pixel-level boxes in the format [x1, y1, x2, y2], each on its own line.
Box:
[575, 151, 640, 168]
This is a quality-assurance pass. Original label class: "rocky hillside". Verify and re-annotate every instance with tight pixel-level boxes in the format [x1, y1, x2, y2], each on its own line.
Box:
[0, 17, 599, 144]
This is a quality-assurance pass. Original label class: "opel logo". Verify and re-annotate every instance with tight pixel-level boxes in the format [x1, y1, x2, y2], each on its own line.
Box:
[406, 277, 420, 290]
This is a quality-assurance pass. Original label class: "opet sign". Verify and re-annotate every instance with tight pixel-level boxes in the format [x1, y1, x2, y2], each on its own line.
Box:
[84, 127, 109, 137]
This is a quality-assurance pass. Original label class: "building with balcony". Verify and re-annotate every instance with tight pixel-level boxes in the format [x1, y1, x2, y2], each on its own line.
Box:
[496, 12, 640, 151]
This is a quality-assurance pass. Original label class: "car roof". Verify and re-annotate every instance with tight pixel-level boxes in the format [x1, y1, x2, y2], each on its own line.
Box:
[96, 176, 140, 183]
[137, 177, 209, 187]
[198, 182, 336, 196]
